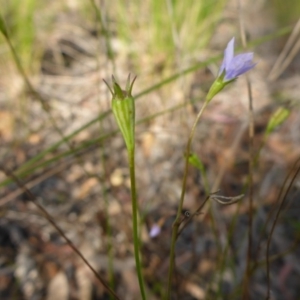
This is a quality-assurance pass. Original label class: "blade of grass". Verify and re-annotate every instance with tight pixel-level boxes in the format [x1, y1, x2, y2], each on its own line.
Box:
[0, 28, 292, 187]
[89, 0, 115, 68]
[2, 91, 210, 191]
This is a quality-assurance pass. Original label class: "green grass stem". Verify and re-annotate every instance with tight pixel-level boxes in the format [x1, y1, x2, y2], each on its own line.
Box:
[128, 148, 147, 300]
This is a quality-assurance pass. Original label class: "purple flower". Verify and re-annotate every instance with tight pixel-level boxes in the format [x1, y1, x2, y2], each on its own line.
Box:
[149, 224, 161, 238]
[219, 37, 255, 82]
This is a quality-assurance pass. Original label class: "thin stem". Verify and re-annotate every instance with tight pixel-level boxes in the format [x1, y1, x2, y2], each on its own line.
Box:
[242, 78, 254, 299]
[237, 3, 255, 295]
[100, 141, 115, 297]
[89, 0, 115, 70]
[128, 147, 147, 300]
[166, 99, 209, 298]
[266, 156, 300, 299]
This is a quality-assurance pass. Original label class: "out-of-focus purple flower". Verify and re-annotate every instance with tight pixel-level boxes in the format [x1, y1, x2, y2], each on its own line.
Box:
[149, 224, 161, 238]
[219, 37, 255, 82]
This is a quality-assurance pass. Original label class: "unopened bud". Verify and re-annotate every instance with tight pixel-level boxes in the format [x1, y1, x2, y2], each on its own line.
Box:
[265, 107, 290, 136]
[104, 75, 137, 151]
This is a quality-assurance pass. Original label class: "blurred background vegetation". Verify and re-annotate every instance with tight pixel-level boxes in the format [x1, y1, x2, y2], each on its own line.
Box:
[1, 0, 300, 299]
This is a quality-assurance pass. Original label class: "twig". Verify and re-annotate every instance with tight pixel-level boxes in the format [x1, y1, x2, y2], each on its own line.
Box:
[177, 195, 211, 237]
[0, 160, 72, 207]
[268, 18, 300, 81]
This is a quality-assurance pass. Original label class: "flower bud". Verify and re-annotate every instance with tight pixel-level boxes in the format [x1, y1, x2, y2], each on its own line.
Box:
[265, 107, 290, 136]
[188, 153, 205, 172]
[104, 75, 137, 151]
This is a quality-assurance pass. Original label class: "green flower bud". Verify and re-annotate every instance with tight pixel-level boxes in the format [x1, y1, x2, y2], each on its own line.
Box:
[188, 153, 210, 194]
[188, 153, 205, 172]
[104, 75, 137, 151]
[265, 107, 290, 136]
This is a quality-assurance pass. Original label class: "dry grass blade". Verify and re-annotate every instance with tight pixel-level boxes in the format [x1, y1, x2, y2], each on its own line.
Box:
[0, 160, 72, 207]
[211, 193, 244, 205]
[265, 156, 300, 299]
[268, 18, 300, 81]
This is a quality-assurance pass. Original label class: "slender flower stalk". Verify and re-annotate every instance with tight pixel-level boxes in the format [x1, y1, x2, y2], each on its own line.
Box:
[166, 37, 255, 298]
[166, 100, 209, 298]
[105, 75, 147, 300]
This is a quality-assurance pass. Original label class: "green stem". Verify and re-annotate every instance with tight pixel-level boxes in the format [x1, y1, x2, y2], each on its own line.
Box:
[128, 147, 147, 300]
[166, 99, 209, 298]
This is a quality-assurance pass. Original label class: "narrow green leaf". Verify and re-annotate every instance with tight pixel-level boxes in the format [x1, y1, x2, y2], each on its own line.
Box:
[0, 13, 8, 38]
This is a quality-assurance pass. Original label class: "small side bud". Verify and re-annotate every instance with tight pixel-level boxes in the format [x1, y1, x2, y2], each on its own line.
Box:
[104, 75, 137, 151]
[265, 107, 290, 136]
[188, 153, 205, 172]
